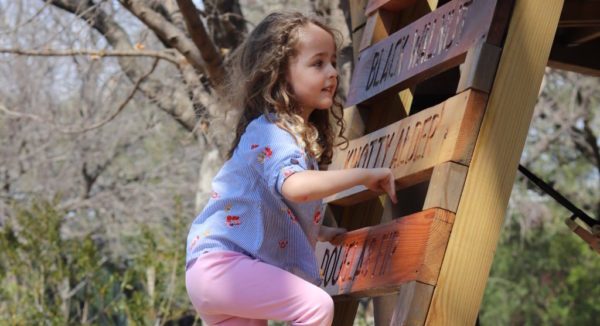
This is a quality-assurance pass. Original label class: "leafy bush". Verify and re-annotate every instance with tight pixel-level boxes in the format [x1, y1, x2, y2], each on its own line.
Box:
[0, 199, 198, 325]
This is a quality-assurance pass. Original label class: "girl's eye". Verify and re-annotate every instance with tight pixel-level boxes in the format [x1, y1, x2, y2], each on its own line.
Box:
[313, 60, 323, 67]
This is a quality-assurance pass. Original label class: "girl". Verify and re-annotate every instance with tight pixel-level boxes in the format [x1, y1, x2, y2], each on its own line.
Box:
[185, 12, 397, 326]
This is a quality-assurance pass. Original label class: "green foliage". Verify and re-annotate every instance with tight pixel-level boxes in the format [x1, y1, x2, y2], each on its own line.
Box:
[480, 70, 599, 326]
[481, 214, 600, 326]
[0, 198, 198, 325]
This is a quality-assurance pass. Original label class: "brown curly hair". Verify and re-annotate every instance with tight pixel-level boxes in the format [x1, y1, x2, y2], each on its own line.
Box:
[224, 11, 346, 165]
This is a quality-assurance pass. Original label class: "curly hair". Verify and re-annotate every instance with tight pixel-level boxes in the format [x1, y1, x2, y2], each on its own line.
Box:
[224, 11, 346, 165]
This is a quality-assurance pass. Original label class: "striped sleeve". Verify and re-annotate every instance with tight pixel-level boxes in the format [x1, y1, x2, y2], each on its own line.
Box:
[243, 120, 309, 200]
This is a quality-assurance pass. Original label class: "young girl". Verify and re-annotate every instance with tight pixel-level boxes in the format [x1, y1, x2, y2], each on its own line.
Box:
[185, 12, 397, 325]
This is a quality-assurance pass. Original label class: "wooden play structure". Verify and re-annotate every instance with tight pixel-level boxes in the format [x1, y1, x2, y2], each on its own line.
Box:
[315, 0, 600, 324]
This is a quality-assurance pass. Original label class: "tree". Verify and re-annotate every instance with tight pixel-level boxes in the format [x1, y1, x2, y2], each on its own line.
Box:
[0, 0, 353, 232]
[0, 0, 354, 323]
[480, 69, 600, 325]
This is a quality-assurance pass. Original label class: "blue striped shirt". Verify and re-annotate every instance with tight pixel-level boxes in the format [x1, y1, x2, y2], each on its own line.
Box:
[186, 114, 324, 284]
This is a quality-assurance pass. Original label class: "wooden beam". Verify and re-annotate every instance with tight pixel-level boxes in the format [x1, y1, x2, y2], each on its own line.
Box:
[548, 38, 600, 76]
[325, 90, 486, 205]
[350, 0, 371, 31]
[346, 0, 504, 106]
[316, 208, 454, 297]
[390, 281, 435, 325]
[456, 41, 502, 94]
[562, 27, 600, 46]
[359, 9, 401, 51]
[422, 162, 468, 213]
[565, 218, 600, 254]
[366, 0, 418, 16]
[558, 1, 600, 28]
[424, 0, 564, 324]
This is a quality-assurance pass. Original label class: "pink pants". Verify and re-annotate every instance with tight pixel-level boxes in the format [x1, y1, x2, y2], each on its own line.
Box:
[185, 250, 334, 326]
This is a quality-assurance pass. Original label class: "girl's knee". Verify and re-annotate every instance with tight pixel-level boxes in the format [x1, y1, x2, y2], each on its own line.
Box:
[314, 290, 334, 325]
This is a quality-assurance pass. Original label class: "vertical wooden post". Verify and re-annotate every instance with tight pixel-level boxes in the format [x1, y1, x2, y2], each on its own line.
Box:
[424, 0, 564, 324]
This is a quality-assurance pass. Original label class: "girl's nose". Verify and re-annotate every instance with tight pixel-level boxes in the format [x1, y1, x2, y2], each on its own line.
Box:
[328, 63, 338, 78]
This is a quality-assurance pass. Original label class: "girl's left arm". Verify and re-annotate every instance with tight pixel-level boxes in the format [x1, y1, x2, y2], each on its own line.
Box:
[281, 168, 397, 204]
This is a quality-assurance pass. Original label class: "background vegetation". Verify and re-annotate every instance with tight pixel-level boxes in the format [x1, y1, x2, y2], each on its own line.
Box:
[0, 0, 598, 325]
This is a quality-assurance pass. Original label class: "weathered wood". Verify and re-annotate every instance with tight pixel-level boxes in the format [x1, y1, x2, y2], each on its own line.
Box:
[352, 27, 367, 66]
[456, 41, 502, 94]
[359, 9, 401, 51]
[325, 90, 486, 205]
[350, 0, 371, 31]
[558, 1, 600, 28]
[346, 0, 503, 106]
[316, 208, 454, 297]
[424, 0, 565, 324]
[366, 0, 418, 16]
[565, 218, 600, 254]
[423, 162, 468, 213]
[548, 39, 600, 77]
[390, 281, 435, 325]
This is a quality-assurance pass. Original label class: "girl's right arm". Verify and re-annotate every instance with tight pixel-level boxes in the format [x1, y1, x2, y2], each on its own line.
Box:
[281, 168, 397, 204]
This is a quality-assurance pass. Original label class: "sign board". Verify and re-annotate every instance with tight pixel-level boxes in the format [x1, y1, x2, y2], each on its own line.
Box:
[326, 90, 486, 205]
[346, 0, 499, 106]
[316, 208, 454, 297]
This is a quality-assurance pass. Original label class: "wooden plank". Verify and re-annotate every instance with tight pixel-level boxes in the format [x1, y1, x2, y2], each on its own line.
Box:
[423, 162, 468, 213]
[562, 27, 600, 46]
[373, 281, 433, 325]
[350, 0, 371, 31]
[366, 0, 418, 16]
[325, 90, 486, 205]
[456, 41, 502, 94]
[352, 26, 367, 66]
[565, 218, 600, 254]
[424, 0, 565, 324]
[316, 208, 454, 297]
[548, 39, 600, 77]
[346, 0, 502, 106]
[558, 1, 600, 28]
[359, 9, 401, 51]
[390, 282, 435, 325]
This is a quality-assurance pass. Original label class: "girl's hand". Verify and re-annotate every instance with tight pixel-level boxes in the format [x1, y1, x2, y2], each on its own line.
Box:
[362, 168, 398, 204]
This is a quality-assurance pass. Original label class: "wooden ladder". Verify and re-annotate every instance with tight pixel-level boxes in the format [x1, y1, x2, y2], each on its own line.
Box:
[314, 0, 565, 324]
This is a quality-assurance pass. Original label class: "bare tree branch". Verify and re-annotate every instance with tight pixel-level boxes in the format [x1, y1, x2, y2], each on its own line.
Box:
[0, 58, 159, 134]
[0, 48, 179, 65]
[118, 0, 210, 76]
[176, 0, 225, 84]
[47, 0, 200, 132]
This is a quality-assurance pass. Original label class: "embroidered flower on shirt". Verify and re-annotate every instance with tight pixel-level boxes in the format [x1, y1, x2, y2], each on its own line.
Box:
[225, 215, 241, 227]
[287, 208, 298, 223]
[189, 235, 200, 251]
[257, 146, 272, 164]
[251, 144, 259, 150]
[313, 209, 321, 224]
[210, 191, 220, 199]
[278, 240, 288, 249]
[264, 146, 273, 157]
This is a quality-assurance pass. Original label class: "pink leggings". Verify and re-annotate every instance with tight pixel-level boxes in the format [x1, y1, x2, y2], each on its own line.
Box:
[185, 250, 334, 325]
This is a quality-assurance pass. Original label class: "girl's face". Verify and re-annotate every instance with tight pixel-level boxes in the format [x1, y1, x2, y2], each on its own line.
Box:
[287, 23, 338, 122]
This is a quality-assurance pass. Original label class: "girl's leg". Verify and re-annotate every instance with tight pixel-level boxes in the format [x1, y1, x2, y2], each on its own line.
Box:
[186, 251, 334, 326]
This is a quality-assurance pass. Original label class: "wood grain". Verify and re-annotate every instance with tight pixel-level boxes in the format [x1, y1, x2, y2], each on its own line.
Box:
[425, 0, 565, 324]
[346, 0, 501, 106]
[325, 90, 487, 205]
[316, 208, 454, 297]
